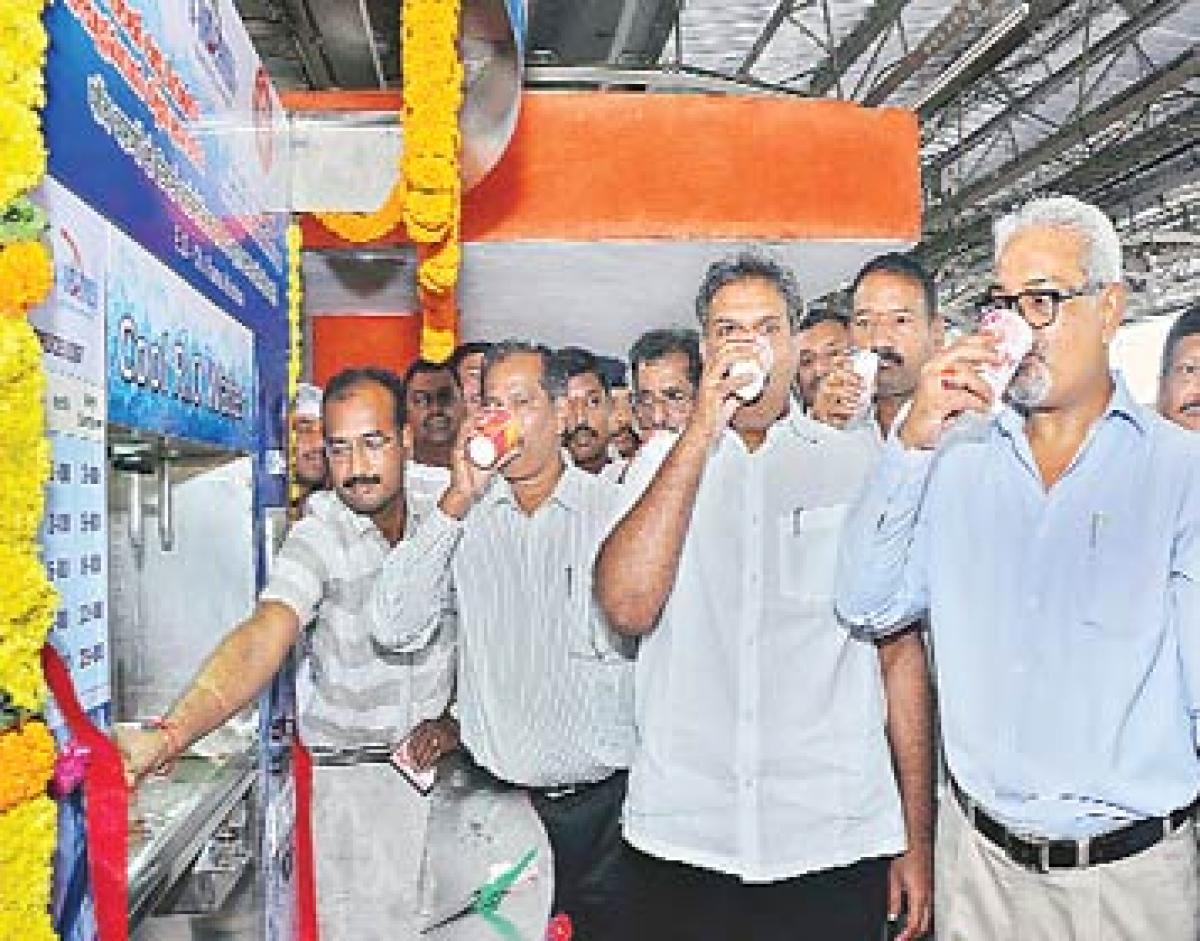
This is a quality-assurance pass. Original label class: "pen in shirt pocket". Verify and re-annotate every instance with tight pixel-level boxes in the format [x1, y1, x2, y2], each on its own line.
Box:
[1089, 511, 1106, 550]
[565, 565, 573, 597]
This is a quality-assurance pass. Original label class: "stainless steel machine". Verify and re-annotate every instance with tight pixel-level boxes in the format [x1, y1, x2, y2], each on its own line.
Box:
[106, 426, 263, 939]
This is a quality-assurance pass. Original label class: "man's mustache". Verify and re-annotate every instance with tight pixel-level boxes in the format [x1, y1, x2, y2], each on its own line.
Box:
[564, 424, 599, 443]
[342, 475, 381, 488]
[874, 346, 904, 368]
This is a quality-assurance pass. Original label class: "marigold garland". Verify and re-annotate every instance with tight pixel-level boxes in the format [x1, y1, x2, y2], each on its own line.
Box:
[403, 0, 464, 361]
[286, 222, 304, 507]
[0, 238, 53, 315]
[0, 1, 59, 938]
[0, 720, 55, 813]
[0, 795, 58, 941]
[314, 0, 464, 359]
[314, 180, 407, 245]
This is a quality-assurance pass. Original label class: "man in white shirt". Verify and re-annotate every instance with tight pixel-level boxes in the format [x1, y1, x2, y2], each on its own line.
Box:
[447, 340, 491, 416]
[609, 379, 641, 460]
[792, 306, 850, 412]
[629, 327, 701, 437]
[1159, 304, 1200, 432]
[402, 358, 466, 521]
[557, 345, 627, 483]
[596, 253, 933, 941]
[812, 253, 944, 443]
[289, 381, 328, 519]
[367, 342, 636, 939]
[116, 368, 459, 940]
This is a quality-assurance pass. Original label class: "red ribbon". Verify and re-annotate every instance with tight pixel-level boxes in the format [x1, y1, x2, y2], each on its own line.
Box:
[42, 644, 128, 941]
[292, 736, 318, 940]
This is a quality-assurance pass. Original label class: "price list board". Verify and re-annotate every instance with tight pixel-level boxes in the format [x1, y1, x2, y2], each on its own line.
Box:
[30, 179, 112, 717]
[41, 376, 109, 711]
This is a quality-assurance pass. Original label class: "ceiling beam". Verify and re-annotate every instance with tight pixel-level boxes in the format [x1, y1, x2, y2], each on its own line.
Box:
[737, 0, 794, 77]
[920, 98, 1199, 271]
[915, 0, 1076, 117]
[276, 0, 337, 88]
[861, 0, 1008, 106]
[927, 0, 1186, 176]
[927, 47, 1199, 228]
[1065, 101, 1200, 198]
[806, 0, 909, 96]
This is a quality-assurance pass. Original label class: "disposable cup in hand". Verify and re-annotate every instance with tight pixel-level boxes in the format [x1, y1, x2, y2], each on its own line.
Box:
[466, 410, 520, 468]
[977, 307, 1033, 412]
[729, 339, 774, 402]
[848, 348, 880, 411]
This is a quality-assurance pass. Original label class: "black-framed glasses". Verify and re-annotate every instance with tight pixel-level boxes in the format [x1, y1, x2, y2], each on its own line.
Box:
[323, 431, 398, 461]
[977, 284, 1102, 329]
[633, 388, 694, 411]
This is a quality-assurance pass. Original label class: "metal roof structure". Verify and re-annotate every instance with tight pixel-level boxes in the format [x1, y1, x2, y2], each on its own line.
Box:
[236, 0, 1198, 321]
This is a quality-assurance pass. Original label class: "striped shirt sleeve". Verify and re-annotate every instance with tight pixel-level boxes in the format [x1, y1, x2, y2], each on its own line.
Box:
[367, 505, 465, 652]
[260, 517, 332, 625]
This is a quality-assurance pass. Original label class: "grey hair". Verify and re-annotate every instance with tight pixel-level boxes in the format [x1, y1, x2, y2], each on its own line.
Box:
[695, 251, 806, 332]
[993, 195, 1122, 285]
[483, 339, 568, 398]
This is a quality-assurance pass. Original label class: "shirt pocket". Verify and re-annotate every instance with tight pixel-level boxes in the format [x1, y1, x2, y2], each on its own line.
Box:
[778, 504, 849, 603]
[1079, 509, 1142, 636]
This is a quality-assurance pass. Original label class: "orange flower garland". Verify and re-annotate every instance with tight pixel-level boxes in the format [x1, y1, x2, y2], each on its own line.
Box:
[0, 720, 55, 813]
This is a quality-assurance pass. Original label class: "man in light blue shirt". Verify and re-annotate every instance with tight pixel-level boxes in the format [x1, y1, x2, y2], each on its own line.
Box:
[836, 195, 1200, 940]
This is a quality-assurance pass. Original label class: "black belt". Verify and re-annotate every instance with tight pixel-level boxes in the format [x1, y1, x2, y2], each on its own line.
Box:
[950, 778, 1198, 872]
[526, 772, 620, 802]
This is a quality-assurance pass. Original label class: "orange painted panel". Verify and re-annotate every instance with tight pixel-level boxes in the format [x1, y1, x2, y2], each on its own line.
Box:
[282, 90, 403, 111]
[298, 92, 921, 247]
[462, 93, 921, 242]
[311, 314, 422, 388]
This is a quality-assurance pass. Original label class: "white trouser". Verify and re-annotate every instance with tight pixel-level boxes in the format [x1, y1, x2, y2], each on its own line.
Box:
[935, 790, 1200, 941]
[312, 763, 431, 941]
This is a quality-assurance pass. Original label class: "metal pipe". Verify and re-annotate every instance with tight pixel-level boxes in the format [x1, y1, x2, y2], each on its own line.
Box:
[158, 454, 174, 551]
[128, 470, 144, 551]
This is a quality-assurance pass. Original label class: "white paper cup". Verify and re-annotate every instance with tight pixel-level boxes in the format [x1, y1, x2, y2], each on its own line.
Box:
[978, 308, 1033, 412]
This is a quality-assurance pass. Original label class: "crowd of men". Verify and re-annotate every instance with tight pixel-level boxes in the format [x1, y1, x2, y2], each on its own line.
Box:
[117, 194, 1200, 941]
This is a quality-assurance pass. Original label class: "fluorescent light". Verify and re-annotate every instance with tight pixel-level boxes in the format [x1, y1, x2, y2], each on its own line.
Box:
[912, 3, 1030, 111]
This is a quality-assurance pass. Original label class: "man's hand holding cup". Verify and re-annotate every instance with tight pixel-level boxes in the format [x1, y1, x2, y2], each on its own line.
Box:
[898, 334, 1002, 450]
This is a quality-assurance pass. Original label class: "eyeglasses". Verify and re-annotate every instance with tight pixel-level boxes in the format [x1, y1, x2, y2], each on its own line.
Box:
[633, 388, 694, 411]
[978, 284, 1102, 329]
[324, 431, 398, 461]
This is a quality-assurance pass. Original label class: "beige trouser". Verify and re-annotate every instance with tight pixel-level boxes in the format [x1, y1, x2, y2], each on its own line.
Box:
[312, 763, 432, 941]
[935, 790, 1200, 941]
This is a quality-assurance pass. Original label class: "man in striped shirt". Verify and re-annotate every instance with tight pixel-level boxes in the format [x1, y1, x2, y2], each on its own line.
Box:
[115, 367, 458, 940]
[368, 341, 637, 940]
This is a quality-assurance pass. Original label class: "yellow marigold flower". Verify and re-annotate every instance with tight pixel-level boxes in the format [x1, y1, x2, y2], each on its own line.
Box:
[417, 236, 461, 294]
[403, 153, 459, 193]
[404, 189, 459, 243]
[0, 316, 44, 384]
[0, 101, 44, 209]
[0, 239, 53, 314]
[420, 325, 456, 363]
[0, 722, 55, 814]
[0, 795, 57, 941]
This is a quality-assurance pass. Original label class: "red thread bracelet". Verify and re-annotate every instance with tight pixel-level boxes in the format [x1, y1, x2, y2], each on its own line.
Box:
[146, 717, 183, 773]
